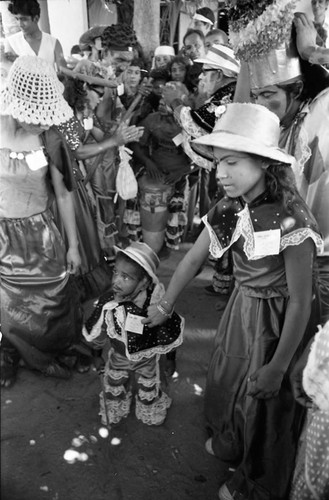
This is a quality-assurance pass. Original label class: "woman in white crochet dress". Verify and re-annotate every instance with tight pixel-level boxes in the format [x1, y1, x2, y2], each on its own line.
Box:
[0, 56, 81, 387]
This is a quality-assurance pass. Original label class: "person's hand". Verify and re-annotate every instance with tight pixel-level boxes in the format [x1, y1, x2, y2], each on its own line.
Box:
[145, 159, 164, 182]
[142, 304, 167, 327]
[138, 79, 153, 97]
[247, 364, 284, 399]
[294, 12, 318, 60]
[66, 247, 81, 275]
[115, 124, 144, 146]
[162, 82, 188, 108]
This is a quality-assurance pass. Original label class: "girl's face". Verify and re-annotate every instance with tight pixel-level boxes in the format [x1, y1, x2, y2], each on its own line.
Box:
[251, 86, 288, 121]
[125, 65, 142, 87]
[18, 121, 50, 135]
[112, 257, 146, 300]
[171, 62, 186, 82]
[92, 37, 102, 51]
[154, 54, 172, 68]
[214, 148, 266, 203]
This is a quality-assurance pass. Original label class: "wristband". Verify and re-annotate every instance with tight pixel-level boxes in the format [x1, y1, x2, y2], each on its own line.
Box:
[156, 303, 173, 318]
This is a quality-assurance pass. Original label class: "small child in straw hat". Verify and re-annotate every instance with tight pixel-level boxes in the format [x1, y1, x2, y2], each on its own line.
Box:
[83, 242, 184, 426]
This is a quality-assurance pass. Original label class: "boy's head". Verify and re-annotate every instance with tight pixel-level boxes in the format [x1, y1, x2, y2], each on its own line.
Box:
[112, 242, 159, 300]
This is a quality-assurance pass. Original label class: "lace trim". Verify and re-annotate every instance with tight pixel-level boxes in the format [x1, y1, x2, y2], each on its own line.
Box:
[203, 206, 323, 260]
[138, 387, 158, 401]
[179, 107, 213, 170]
[292, 124, 312, 188]
[99, 390, 132, 425]
[127, 332, 184, 362]
[281, 228, 324, 255]
[137, 374, 158, 388]
[135, 392, 172, 426]
[104, 383, 126, 397]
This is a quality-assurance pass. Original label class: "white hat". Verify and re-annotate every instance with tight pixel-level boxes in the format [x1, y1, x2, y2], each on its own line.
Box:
[154, 45, 175, 57]
[193, 13, 214, 26]
[0, 55, 73, 126]
[193, 103, 294, 165]
[114, 242, 160, 285]
[194, 44, 240, 77]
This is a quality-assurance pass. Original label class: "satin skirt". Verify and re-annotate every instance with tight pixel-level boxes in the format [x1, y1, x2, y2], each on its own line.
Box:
[204, 284, 306, 500]
[0, 209, 80, 369]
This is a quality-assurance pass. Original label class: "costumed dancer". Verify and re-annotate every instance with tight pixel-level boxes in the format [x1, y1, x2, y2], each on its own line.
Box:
[144, 103, 323, 500]
[0, 56, 82, 386]
[83, 242, 184, 426]
[228, 0, 329, 324]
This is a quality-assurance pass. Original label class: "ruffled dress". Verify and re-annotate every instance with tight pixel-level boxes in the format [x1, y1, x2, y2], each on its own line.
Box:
[202, 191, 323, 500]
[0, 148, 80, 370]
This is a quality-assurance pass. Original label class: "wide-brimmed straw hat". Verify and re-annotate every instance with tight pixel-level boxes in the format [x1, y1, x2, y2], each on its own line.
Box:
[114, 242, 160, 285]
[0, 55, 73, 126]
[193, 103, 294, 165]
[79, 25, 107, 50]
[194, 44, 240, 77]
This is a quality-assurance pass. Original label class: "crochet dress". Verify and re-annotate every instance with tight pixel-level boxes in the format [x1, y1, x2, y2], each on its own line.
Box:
[0, 147, 80, 370]
[202, 191, 323, 500]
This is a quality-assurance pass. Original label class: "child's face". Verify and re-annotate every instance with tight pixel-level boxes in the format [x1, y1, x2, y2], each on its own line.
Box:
[112, 257, 146, 300]
[155, 54, 172, 68]
[214, 148, 266, 203]
[171, 62, 186, 83]
[124, 65, 142, 87]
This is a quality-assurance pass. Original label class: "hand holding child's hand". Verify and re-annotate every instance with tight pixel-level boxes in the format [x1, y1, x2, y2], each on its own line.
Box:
[142, 304, 167, 327]
[247, 364, 284, 399]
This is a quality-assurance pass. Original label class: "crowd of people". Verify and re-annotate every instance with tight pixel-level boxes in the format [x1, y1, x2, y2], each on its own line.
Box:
[1, 0, 329, 499]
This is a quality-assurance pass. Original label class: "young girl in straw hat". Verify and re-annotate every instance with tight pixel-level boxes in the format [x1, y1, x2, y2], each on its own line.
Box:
[144, 103, 323, 500]
[0, 55, 81, 386]
[83, 242, 184, 426]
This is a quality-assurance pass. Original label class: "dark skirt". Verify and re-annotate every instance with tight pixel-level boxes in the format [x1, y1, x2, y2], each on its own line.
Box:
[0, 209, 81, 369]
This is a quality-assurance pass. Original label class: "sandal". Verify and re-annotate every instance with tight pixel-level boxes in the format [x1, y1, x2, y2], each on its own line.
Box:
[43, 361, 71, 379]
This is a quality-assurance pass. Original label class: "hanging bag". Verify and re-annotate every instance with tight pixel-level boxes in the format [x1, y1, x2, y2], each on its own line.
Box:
[115, 146, 138, 200]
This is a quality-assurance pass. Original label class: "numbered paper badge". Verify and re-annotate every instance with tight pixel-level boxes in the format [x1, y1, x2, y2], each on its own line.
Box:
[83, 117, 94, 130]
[253, 229, 281, 257]
[125, 313, 144, 335]
[25, 150, 48, 171]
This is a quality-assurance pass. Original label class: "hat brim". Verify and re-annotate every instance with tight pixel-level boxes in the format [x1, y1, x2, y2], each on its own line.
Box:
[79, 26, 106, 46]
[192, 131, 294, 165]
[113, 246, 159, 285]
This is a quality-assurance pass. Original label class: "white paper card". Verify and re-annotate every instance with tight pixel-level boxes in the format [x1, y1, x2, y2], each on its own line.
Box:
[83, 117, 94, 130]
[125, 313, 144, 334]
[25, 150, 48, 171]
[253, 229, 281, 256]
[117, 83, 125, 96]
[172, 133, 183, 146]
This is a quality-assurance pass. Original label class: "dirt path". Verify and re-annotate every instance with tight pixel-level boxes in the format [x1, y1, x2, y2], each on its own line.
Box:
[1, 244, 229, 500]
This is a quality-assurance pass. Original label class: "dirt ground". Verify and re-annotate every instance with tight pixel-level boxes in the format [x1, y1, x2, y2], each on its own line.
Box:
[1, 243, 230, 500]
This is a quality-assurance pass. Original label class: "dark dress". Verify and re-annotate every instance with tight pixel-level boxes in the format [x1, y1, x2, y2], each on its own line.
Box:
[0, 147, 80, 370]
[44, 117, 113, 302]
[202, 192, 323, 500]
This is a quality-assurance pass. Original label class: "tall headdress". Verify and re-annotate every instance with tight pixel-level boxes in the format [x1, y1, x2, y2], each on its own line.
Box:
[228, 0, 302, 89]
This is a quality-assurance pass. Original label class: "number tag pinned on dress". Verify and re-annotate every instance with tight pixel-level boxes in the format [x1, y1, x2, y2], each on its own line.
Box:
[253, 229, 281, 257]
[25, 150, 48, 171]
[172, 133, 183, 146]
[125, 313, 144, 334]
[83, 117, 94, 130]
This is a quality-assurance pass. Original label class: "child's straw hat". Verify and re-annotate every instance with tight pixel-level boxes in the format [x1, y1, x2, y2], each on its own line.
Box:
[114, 242, 160, 285]
[0, 55, 73, 126]
[193, 103, 294, 165]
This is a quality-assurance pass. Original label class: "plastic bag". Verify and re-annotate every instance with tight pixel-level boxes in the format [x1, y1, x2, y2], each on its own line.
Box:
[116, 146, 138, 200]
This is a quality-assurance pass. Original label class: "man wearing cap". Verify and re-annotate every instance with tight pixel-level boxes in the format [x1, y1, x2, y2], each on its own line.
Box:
[229, 0, 329, 325]
[192, 7, 215, 36]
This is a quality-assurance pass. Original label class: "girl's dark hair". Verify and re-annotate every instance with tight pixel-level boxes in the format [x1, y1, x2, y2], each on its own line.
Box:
[115, 253, 151, 284]
[149, 67, 171, 82]
[63, 77, 87, 113]
[8, 0, 40, 17]
[255, 157, 297, 212]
